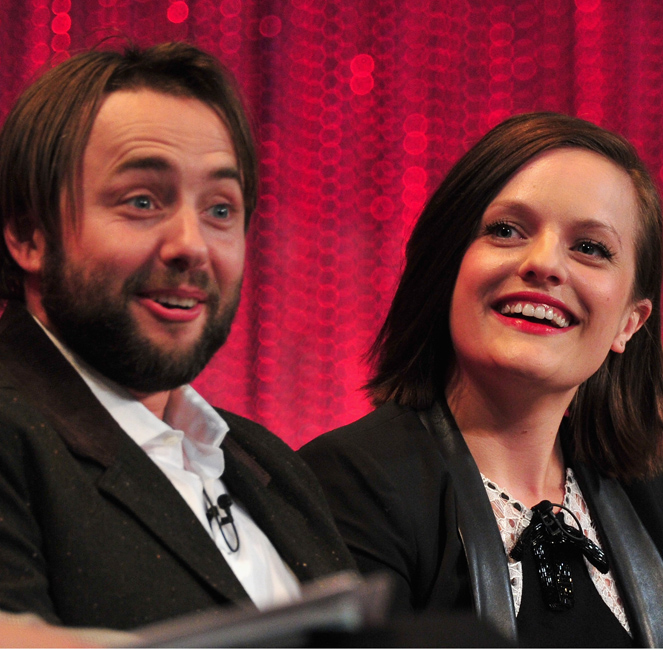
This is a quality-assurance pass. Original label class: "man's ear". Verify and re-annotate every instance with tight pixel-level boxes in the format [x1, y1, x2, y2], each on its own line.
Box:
[611, 298, 653, 353]
[3, 222, 46, 274]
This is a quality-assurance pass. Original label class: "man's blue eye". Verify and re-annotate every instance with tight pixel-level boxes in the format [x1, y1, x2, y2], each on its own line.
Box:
[129, 196, 152, 209]
[211, 204, 230, 219]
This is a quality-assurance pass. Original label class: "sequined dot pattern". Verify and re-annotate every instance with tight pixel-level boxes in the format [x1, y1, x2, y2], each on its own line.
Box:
[1, 1, 662, 448]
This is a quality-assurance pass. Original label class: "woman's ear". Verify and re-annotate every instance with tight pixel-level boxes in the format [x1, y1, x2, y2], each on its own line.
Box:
[3, 222, 46, 274]
[611, 298, 653, 353]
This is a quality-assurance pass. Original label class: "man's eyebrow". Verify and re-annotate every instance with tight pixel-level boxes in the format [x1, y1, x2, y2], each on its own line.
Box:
[114, 156, 173, 174]
[210, 167, 242, 183]
[113, 157, 241, 183]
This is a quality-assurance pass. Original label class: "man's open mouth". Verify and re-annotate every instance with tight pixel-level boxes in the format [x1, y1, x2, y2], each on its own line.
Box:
[152, 296, 199, 310]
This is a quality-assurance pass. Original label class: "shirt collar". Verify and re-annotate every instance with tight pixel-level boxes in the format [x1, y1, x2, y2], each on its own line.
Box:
[32, 315, 229, 452]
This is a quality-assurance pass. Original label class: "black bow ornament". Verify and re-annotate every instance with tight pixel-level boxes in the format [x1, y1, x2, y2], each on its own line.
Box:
[509, 500, 609, 611]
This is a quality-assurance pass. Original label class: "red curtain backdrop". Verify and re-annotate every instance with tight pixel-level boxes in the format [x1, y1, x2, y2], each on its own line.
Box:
[1, 0, 662, 448]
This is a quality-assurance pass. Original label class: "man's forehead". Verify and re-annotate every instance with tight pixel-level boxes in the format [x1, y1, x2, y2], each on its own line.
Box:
[81, 89, 239, 178]
[94, 87, 228, 124]
[90, 88, 231, 148]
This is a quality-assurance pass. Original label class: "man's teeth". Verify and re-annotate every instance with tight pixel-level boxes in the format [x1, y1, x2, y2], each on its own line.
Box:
[500, 303, 570, 328]
[154, 296, 198, 309]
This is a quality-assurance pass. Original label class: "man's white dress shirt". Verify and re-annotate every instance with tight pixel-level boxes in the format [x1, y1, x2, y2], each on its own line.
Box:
[38, 320, 301, 611]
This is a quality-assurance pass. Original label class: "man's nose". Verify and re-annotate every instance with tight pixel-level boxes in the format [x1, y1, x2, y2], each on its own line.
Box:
[517, 232, 568, 286]
[159, 206, 208, 272]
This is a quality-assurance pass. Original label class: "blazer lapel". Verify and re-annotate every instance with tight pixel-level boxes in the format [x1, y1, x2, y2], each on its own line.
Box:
[573, 462, 663, 648]
[222, 434, 338, 584]
[0, 302, 250, 607]
[421, 402, 518, 643]
[95, 446, 250, 606]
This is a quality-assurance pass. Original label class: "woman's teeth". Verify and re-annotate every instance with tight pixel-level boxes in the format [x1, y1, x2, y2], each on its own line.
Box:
[500, 302, 570, 328]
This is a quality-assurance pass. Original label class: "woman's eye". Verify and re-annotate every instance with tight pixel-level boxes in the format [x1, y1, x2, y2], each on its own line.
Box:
[128, 195, 153, 210]
[486, 221, 519, 239]
[575, 240, 613, 259]
[494, 225, 513, 238]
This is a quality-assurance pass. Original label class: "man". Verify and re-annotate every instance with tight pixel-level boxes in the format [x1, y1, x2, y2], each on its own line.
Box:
[0, 42, 354, 631]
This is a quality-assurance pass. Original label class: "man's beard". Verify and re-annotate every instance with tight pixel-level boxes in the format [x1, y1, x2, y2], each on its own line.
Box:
[40, 249, 241, 393]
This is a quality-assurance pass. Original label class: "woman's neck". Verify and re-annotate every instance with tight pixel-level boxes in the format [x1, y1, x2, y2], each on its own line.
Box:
[445, 373, 572, 508]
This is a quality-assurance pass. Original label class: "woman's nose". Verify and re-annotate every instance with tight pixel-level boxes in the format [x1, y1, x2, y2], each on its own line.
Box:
[517, 233, 568, 286]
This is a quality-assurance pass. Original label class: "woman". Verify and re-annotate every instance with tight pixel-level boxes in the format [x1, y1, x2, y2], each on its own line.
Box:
[300, 113, 663, 647]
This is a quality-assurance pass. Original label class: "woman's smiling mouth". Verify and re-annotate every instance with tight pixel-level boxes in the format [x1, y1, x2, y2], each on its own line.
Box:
[498, 301, 573, 328]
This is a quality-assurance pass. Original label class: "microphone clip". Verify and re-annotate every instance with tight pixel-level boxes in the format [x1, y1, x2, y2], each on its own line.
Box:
[204, 490, 240, 553]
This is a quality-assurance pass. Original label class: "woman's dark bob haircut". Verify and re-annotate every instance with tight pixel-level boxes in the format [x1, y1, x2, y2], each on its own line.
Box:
[0, 41, 257, 302]
[366, 112, 663, 481]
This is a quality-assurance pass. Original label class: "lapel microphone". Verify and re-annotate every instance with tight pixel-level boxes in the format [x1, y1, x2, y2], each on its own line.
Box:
[204, 490, 240, 553]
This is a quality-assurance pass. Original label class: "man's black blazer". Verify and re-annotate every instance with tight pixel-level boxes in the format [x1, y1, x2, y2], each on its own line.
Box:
[0, 301, 355, 630]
